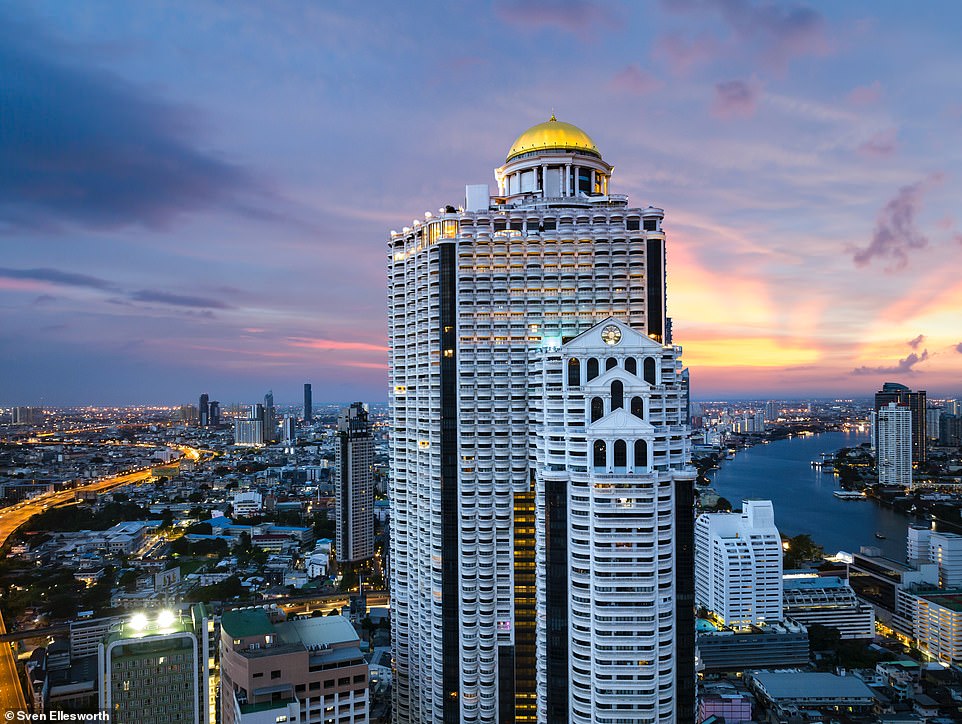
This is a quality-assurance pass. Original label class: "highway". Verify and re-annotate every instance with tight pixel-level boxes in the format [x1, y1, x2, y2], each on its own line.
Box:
[0, 456, 192, 713]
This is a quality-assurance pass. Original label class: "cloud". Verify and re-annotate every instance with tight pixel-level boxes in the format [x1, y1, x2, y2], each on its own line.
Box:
[0, 13, 265, 232]
[956, 343, 962, 354]
[0, 266, 117, 291]
[652, 32, 720, 75]
[852, 174, 943, 270]
[493, 0, 619, 37]
[848, 81, 883, 106]
[287, 337, 389, 353]
[712, 80, 760, 119]
[130, 290, 234, 309]
[857, 128, 898, 158]
[907, 334, 926, 349]
[659, 0, 830, 67]
[852, 349, 929, 376]
[609, 65, 662, 95]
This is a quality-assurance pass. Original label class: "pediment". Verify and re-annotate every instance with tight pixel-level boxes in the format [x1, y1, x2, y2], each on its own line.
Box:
[562, 317, 665, 354]
[588, 406, 656, 435]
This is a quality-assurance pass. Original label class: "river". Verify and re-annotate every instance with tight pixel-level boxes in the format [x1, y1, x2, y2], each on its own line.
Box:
[706, 431, 917, 562]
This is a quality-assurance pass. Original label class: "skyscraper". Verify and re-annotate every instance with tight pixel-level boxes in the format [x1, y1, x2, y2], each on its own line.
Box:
[263, 390, 277, 443]
[694, 500, 784, 628]
[874, 382, 926, 465]
[335, 402, 374, 564]
[199, 393, 210, 427]
[234, 404, 265, 447]
[208, 400, 220, 427]
[877, 401, 912, 487]
[388, 117, 695, 723]
[304, 382, 313, 423]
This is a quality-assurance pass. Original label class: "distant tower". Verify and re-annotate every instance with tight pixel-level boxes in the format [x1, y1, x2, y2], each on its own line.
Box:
[208, 400, 220, 427]
[877, 402, 912, 487]
[199, 393, 210, 427]
[282, 415, 297, 445]
[335, 402, 374, 564]
[875, 382, 926, 465]
[304, 383, 313, 423]
[263, 391, 277, 443]
[695, 500, 784, 627]
[234, 404, 265, 446]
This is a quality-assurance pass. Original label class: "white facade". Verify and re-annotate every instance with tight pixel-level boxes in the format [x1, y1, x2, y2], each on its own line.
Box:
[908, 529, 962, 588]
[782, 575, 875, 639]
[877, 402, 912, 487]
[232, 491, 263, 517]
[388, 117, 693, 724]
[694, 500, 783, 628]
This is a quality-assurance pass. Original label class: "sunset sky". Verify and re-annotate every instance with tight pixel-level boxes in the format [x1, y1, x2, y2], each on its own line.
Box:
[2, 1, 961, 405]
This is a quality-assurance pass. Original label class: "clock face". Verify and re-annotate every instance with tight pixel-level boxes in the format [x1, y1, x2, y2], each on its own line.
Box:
[601, 324, 622, 346]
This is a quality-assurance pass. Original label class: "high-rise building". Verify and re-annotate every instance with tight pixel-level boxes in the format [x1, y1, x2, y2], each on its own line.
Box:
[335, 402, 374, 564]
[263, 391, 277, 443]
[12, 406, 43, 425]
[199, 393, 210, 427]
[907, 528, 962, 588]
[874, 382, 926, 465]
[388, 117, 695, 724]
[208, 400, 221, 427]
[694, 500, 783, 628]
[99, 606, 211, 724]
[282, 415, 297, 445]
[234, 404, 265, 447]
[877, 402, 912, 487]
[304, 383, 313, 423]
[219, 608, 368, 724]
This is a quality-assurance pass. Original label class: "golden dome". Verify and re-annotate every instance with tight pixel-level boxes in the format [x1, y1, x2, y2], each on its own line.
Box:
[506, 115, 599, 161]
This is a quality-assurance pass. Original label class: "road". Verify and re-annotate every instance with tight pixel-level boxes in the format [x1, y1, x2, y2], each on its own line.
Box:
[0, 459, 187, 713]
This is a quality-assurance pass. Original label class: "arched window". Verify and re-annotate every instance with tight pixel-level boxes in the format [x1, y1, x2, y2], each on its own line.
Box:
[624, 357, 637, 375]
[586, 357, 599, 381]
[593, 440, 606, 468]
[614, 440, 627, 468]
[611, 380, 624, 411]
[634, 440, 648, 469]
[590, 397, 604, 423]
[605, 357, 618, 371]
[567, 358, 581, 387]
[631, 396, 644, 419]
[644, 357, 656, 384]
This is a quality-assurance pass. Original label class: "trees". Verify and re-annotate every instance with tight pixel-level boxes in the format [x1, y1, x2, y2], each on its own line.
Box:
[783, 533, 824, 569]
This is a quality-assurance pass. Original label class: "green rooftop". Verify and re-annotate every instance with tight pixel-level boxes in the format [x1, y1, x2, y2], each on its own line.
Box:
[222, 608, 276, 639]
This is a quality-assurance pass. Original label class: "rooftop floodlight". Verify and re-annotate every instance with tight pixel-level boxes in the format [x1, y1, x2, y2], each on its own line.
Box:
[157, 609, 176, 628]
[130, 613, 148, 631]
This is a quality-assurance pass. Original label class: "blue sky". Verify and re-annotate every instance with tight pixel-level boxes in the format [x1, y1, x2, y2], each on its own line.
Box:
[2, 1, 961, 404]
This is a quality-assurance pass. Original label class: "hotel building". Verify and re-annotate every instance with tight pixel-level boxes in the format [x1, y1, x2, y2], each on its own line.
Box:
[388, 117, 695, 723]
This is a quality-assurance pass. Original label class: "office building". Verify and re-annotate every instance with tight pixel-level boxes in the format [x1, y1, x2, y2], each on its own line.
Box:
[874, 382, 926, 465]
[940, 412, 962, 447]
[179, 405, 198, 423]
[209, 400, 221, 427]
[335, 402, 374, 564]
[388, 116, 695, 724]
[219, 607, 368, 724]
[782, 575, 875, 639]
[696, 619, 809, 674]
[695, 500, 783, 628]
[282, 415, 297, 444]
[199, 393, 210, 427]
[304, 383, 313, 423]
[235, 404, 266, 446]
[99, 605, 211, 724]
[899, 587, 962, 666]
[877, 402, 912, 487]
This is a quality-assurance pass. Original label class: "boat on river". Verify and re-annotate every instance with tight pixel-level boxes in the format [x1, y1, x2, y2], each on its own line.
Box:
[833, 490, 866, 500]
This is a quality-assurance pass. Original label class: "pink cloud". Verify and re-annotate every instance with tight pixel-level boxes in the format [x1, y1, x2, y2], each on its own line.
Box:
[848, 81, 883, 106]
[711, 79, 760, 119]
[907, 334, 926, 350]
[852, 349, 929, 376]
[852, 173, 943, 270]
[287, 337, 389, 352]
[857, 128, 898, 158]
[493, 0, 620, 38]
[609, 65, 662, 95]
[652, 31, 720, 75]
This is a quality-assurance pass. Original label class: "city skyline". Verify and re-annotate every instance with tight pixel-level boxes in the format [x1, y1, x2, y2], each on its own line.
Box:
[3, 1, 962, 405]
